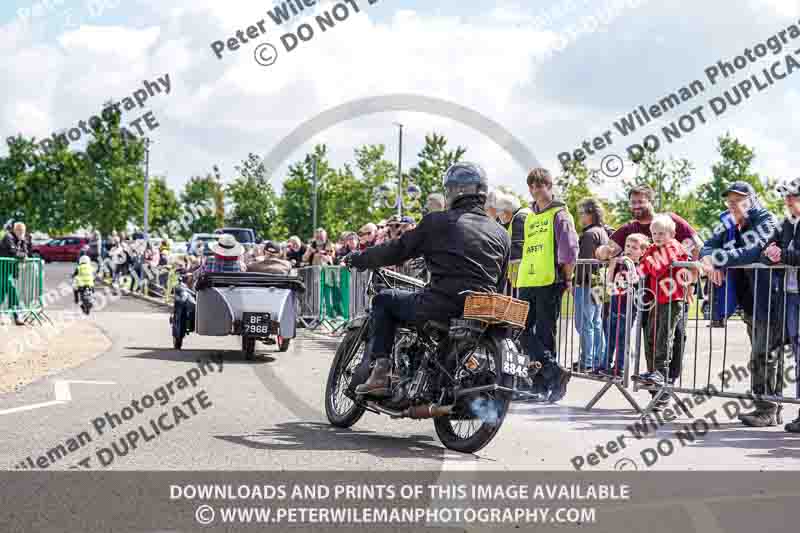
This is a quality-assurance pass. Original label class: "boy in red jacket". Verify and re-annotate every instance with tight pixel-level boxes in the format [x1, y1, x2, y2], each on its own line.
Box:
[633, 214, 697, 387]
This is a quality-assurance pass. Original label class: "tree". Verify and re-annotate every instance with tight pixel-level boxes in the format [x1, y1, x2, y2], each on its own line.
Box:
[74, 101, 148, 235]
[132, 176, 181, 238]
[556, 160, 604, 230]
[0, 136, 73, 233]
[613, 152, 693, 224]
[226, 153, 284, 240]
[321, 163, 371, 239]
[180, 174, 221, 235]
[279, 145, 338, 240]
[353, 144, 397, 223]
[408, 133, 467, 206]
[694, 133, 781, 231]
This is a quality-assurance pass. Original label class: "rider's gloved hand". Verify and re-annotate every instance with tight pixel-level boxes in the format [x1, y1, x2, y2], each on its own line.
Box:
[343, 251, 367, 271]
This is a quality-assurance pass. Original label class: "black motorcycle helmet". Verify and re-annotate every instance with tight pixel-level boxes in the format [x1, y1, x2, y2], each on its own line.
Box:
[442, 162, 489, 208]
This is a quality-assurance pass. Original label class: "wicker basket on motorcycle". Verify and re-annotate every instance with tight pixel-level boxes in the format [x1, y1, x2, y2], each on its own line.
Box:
[462, 293, 529, 329]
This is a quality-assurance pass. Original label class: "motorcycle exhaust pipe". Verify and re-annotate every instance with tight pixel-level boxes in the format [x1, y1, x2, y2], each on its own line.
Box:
[365, 402, 454, 419]
[403, 404, 454, 419]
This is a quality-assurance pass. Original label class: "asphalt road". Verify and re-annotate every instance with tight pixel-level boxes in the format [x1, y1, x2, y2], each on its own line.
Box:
[0, 263, 798, 472]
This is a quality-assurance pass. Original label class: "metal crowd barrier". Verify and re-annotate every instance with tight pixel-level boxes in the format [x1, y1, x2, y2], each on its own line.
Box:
[297, 266, 322, 329]
[0, 257, 49, 325]
[295, 263, 427, 335]
[319, 266, 350, 334]
[632, 261, 800, 418]
[555, 258, 643, 411]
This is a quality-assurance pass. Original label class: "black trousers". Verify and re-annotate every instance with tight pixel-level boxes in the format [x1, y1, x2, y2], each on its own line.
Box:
[518, 283, 564, 376]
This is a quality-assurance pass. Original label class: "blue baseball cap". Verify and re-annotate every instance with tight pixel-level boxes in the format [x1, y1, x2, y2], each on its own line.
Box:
[722, 181, 755, 197]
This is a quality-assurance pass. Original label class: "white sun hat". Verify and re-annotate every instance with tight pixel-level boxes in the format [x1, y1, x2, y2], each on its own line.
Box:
[209, 233, 244, 257]
[777, 177, 800, 198]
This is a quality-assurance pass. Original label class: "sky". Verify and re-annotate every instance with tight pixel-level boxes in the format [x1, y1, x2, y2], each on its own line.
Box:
[1, 0, 799, 203]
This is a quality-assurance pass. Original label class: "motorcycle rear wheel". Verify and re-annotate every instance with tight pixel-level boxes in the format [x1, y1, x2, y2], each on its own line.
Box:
[433, 335, 512, 454]
[325, 326, 367, 428]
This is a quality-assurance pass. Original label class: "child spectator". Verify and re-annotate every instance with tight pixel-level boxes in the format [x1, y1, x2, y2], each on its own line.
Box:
[604, 233, 649, 376]
[634, 214, 696, 388]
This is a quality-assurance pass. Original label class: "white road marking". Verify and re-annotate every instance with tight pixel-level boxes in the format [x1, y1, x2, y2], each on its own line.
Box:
[0, 380, 116, 416]
[54, 380, 116, 402]
[0, 400, 67, 416]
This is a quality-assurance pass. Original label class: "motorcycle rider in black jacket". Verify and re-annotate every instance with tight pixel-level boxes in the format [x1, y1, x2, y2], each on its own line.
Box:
[345, 162, 511, 397]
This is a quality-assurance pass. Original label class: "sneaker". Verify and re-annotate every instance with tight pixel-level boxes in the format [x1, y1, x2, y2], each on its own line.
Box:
[740, 409, 779, 427]
[599, 367, 621, 378]
[649, 372, 666, 386]
[633, 371, 664, 386]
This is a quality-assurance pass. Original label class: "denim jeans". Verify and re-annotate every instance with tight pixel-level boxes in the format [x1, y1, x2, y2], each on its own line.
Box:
[365, 289, 418, 362]
[605, 303, 627, 371]
[786, 292, 800, 398]
[574, 286, 606, 369]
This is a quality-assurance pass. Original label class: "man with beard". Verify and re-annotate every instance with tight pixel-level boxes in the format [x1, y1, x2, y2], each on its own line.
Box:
[595, 186, 702, 407]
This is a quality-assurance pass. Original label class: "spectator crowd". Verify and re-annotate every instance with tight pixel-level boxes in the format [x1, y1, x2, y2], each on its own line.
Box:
[4, 166, 800, 435]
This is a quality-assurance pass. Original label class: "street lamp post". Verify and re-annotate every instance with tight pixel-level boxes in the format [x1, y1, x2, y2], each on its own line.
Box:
[312, 155, 318, 232]
[394, 122, 403, 217]
[376, 123, 421, 216]
[142, 137, 151, 240]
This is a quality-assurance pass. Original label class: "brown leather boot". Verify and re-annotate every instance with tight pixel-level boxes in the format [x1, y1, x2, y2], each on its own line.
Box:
[355, 358, 392, 397]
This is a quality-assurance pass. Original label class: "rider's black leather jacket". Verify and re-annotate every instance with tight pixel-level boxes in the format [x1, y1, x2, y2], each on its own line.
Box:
[349, 196, 511, 321]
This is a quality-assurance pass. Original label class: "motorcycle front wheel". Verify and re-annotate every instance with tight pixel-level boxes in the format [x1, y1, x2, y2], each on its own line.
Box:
[434, 335, 513, 454]
[325, 325, 368, 428]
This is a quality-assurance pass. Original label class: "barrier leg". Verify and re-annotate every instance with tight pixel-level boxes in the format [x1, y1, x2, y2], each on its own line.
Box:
[615, 382, 644, 413]
[584, 381, 614, 410]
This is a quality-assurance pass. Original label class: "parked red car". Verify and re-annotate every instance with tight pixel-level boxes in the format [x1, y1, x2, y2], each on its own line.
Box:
[31, 237, 90, 262]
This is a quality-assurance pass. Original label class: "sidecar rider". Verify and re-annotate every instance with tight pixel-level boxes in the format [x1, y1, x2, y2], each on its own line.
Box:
[344, 162, 511, 397]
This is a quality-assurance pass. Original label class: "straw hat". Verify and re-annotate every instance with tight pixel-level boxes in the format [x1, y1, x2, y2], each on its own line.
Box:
[209, 233, 244, 257]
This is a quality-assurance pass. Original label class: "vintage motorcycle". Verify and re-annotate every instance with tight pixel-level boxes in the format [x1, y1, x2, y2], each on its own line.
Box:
[324, 268, 536, 454]
[170, 272, 196, 350]
[78, 286, 94, 316]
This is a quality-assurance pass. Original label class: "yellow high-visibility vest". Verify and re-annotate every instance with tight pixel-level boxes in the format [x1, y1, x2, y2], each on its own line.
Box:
[507, 208, 531, 288]
[75, 263, 95, 288]
[517, 205, 563, 287]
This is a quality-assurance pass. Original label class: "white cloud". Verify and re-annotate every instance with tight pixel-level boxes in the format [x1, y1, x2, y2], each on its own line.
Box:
[1, 0, 799, 218]
[749, 0, 800, 17]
